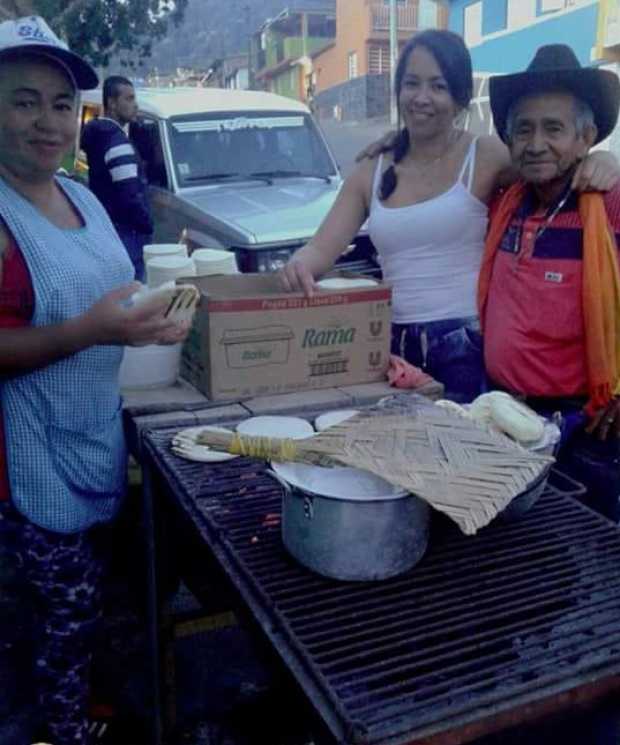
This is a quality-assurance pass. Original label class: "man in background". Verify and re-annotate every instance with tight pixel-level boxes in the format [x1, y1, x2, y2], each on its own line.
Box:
[81, 75, 153, 280]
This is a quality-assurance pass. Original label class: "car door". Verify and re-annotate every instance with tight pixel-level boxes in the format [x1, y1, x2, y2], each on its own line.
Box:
[130, 115, 189, 243]
[73, 100, 102, 181]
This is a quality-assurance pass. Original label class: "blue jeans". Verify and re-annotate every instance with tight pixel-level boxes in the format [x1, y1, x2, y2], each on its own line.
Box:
[391, 316, 485, 403]
[525, 396, 620, 522]
[116, 226, 151, 283]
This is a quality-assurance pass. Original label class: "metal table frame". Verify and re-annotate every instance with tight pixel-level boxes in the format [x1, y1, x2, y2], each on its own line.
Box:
[141, 428, 620, 745]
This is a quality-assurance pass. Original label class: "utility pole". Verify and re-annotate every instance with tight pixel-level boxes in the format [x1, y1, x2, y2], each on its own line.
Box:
[389, 0, 398, 125]
[244, 4, 253, 90]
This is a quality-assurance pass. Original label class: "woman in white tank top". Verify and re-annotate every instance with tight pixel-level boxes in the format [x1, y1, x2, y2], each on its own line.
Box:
[280, 30, 619, 402]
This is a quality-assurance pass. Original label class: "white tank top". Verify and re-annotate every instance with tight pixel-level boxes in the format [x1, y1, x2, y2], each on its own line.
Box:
[368, 137, 489, 324]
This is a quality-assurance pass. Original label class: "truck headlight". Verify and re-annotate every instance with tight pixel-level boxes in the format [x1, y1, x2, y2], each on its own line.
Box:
[256, 249, 294, 273]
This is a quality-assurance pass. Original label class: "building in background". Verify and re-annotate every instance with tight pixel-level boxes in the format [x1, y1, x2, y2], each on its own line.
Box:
[144, 67, 211, 87]
[439, 0, 613, 71]
[313, 0, 447, 121]
[205, 54, 250, 89]
[435, 0, 619, 154]
[252, 2, 336, 102]
[595, 0, 619, 63]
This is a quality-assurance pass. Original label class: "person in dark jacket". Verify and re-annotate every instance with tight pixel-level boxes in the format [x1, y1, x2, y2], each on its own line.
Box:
[80, 75, 153, 280]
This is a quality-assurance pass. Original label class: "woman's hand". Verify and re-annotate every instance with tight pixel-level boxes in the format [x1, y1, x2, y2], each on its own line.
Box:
[278, 258, 317, 297]
[78, 283, 188, 347]
[572, 151, 620, 192]
[585, 397, 620, 441]
[278, 161, 373, 296]
[355, 130, 399, 162]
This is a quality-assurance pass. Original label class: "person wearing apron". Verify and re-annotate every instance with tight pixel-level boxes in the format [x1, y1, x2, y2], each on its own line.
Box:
[0, 17, 187, 744]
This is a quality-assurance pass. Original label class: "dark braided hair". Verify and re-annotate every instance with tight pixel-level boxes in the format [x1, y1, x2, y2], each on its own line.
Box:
[379, 128, 409, 200]
[379, 30, 473, 201]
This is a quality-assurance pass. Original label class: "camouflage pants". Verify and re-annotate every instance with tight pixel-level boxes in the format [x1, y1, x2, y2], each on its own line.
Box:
[0, 501, 103, 745]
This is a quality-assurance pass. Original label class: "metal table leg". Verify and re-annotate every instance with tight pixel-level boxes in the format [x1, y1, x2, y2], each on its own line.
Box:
[142, 455, 164, 745]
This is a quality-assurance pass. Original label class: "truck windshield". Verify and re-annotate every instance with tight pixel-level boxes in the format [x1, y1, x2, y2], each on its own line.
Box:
[167, 111, 338, 187]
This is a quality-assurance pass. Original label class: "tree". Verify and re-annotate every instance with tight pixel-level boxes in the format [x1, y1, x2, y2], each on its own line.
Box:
[0, 0, 189, 67]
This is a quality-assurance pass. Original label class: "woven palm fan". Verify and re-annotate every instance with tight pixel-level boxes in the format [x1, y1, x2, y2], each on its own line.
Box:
[196, 409, 554, 535]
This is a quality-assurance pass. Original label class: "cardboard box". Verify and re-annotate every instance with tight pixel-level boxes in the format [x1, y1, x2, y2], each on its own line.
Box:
[181, 273, 392, 401]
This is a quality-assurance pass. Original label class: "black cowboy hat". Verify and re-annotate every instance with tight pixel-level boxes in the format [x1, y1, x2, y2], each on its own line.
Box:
[490, 44, 620, 145]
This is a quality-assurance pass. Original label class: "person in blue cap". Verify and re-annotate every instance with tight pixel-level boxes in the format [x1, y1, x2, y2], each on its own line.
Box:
[0, 15, 187, 744]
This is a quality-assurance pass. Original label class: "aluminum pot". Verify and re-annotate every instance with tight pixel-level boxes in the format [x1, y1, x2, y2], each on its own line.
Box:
[269, 463, 430, 582]
[498, 420, 561, 522]
[497, 467, 551, 522]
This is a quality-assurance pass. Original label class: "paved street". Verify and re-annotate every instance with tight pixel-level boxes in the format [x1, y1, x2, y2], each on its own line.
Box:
[318, 116, 393, 177]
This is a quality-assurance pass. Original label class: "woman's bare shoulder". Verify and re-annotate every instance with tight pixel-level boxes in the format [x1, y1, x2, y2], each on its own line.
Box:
[475, 134, 511, 168]
[472, 134, 516, 197]
[345, 152, 389, 193]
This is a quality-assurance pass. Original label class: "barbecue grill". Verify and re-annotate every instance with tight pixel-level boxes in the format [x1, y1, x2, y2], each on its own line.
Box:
[143, 425, 620, 745]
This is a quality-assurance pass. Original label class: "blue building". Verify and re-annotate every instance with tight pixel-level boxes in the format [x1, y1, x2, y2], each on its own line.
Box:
[433, 0, 620, 151]
[436, 0, 604, 73]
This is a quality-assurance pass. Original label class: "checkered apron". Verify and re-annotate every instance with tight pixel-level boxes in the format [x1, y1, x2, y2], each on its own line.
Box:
[0, 176, 134, 533]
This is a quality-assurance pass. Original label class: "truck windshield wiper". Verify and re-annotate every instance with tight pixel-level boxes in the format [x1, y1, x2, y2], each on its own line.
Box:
[185, 172, 273, 184]
[185, 172, 241, 182]
[248, 170, 332, 183]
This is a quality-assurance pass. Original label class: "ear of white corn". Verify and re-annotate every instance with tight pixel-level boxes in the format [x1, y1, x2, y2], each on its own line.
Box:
[452, 392, 546, 444]
[489, 396, 544, 443]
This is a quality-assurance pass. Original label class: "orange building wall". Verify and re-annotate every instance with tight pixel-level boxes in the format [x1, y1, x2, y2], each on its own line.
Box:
[314, 0, 371, 93]
[314, 0, 447, 95]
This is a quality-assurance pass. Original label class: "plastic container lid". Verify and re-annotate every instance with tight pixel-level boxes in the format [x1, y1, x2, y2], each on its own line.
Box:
[317, 277, 378, 290]
[143, 243, 188, 260]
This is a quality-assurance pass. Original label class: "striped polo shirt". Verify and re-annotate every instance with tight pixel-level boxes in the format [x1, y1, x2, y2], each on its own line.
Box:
[484, 183, 620, 398]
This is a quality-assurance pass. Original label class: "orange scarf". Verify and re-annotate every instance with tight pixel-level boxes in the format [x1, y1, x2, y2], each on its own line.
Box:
[478, 182, 620, 417]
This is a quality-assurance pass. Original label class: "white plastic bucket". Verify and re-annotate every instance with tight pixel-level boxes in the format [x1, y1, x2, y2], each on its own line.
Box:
[192, 248, 238, 276]
[143, 243, 188, 263]
[146, 255, 196, 288]
[119, 343, 182, 390]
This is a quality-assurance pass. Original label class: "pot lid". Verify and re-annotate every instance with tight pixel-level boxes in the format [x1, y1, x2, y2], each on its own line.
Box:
[272, 461, 410, 502]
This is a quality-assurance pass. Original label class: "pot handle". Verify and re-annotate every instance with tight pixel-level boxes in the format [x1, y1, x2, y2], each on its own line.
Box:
[265, 468, 292, 496]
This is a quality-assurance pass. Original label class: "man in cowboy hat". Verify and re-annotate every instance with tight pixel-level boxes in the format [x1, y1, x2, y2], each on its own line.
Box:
[478, 44, 620, 521]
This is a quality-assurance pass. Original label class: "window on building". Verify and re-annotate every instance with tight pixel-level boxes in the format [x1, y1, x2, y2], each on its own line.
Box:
[464, 2, 483, 46]
[540, 0, 565, 11]
[507, 0, 536, 29]
[368, 44, 390, 75]
[348, 51, 358, 79]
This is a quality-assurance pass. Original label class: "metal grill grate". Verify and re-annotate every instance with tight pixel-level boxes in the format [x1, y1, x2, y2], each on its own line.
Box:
[145, 426, 620, 745]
